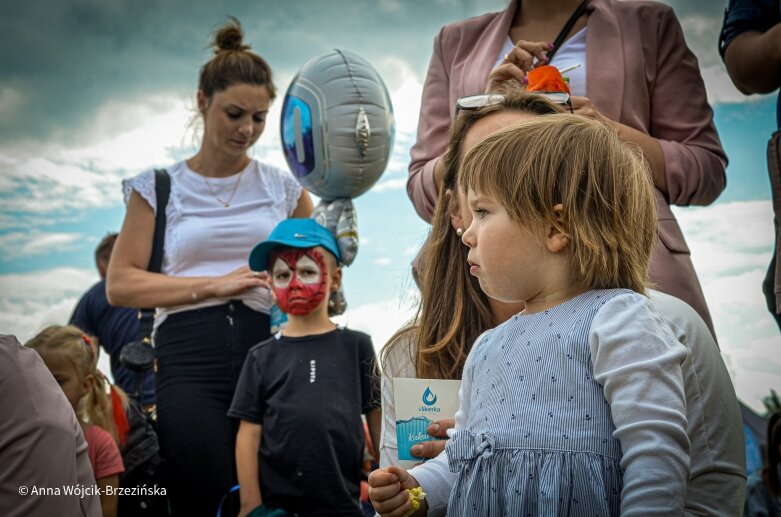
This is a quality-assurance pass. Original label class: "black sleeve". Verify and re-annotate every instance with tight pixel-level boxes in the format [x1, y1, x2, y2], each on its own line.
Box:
[357, 333, 381, 414]
[227, 350, 265, 424]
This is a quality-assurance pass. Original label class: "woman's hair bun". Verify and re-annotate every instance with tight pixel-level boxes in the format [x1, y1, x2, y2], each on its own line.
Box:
[213, 17, 250, 54]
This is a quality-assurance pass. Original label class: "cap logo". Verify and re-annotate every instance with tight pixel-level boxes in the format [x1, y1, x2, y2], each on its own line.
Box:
[294, 233, 306, 239]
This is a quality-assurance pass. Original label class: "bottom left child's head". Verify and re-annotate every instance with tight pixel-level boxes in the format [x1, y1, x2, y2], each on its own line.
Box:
[26, 325, 99, 412]
[249, 219, 342, 316]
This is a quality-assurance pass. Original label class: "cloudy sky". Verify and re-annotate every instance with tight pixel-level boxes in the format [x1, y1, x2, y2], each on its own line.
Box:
[1, 0, 779, 412]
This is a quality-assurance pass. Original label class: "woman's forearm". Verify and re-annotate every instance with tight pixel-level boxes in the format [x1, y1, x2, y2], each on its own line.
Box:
[724, 25, 781, 95]
[106, 267, 221, 308]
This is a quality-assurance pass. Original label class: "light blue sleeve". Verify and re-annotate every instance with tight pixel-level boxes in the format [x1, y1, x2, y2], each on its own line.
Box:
[589, 293, 691, 516]
[408, 330, 491, 515]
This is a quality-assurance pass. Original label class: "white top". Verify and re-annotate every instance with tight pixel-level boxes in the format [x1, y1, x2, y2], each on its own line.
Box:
[495, 27, 587, 97]
[381, 290, 745, 515]
[122, 159, 302, 327]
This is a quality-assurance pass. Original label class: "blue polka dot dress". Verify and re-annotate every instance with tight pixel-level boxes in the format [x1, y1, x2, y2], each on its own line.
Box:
[445, 290, 627, 516]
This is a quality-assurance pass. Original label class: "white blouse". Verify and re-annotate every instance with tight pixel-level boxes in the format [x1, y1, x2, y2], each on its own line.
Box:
[123, 159, 302, 326]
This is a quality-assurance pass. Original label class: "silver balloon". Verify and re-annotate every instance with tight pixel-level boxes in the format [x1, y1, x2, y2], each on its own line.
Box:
[312, 198, 358, 266]
[280, 49, 395, 201]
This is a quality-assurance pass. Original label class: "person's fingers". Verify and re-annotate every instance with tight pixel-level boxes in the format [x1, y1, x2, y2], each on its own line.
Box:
[374, 493, 412, 517]
[411, 439, 447, 459]
[368, 469, 399, 488]
[387, 466, 419, 490]
[569, 95, 590, 109]
[508, 47, 537, 71]
[427, 419, 455, 438]
[369, 482, 403, 505]
[508, 40, 551, 68]
[485, 64, 528, 93]
[569, 96, 603, 120]
[516, 39, 553, 59]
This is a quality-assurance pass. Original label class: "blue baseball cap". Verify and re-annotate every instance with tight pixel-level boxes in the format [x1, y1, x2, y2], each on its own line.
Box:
[249, 218, 342, 271]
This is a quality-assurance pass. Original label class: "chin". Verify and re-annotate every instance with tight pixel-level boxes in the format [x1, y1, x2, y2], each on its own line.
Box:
[484, 286, 520, 304]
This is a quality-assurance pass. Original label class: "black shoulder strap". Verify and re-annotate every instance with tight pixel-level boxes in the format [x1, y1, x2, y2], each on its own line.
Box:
[148, 169, 170, 274]
[138, 169, 169, 326]
[547, 0, 590, 63]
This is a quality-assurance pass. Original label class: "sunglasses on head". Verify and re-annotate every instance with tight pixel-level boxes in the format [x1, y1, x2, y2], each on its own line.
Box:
[455, 92, 573, 115]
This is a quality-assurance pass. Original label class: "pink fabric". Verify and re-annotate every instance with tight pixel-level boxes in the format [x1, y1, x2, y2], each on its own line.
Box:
[407, 0, 725, 332]
[84, 425, 124, 479]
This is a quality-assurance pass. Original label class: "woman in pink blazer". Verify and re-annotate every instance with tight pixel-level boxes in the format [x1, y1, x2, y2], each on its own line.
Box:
[408, 0, 726, 332]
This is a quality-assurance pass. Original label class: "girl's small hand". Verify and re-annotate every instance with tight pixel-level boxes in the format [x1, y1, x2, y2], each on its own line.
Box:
[570, 96, 611, 124]
[209, 266, 268, 298]
[485, 40, 552, 93]
[369, 467, 421, 517]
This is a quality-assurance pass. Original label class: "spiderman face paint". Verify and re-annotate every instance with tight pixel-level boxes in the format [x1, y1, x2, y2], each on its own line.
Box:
[270, 248, 329, 316]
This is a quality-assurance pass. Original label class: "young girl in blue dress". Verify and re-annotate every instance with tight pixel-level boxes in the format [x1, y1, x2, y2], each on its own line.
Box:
[369, 115, 690, 516]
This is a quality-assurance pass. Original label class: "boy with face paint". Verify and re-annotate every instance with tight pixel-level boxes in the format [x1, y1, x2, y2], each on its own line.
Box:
[229, 219, 381, 517]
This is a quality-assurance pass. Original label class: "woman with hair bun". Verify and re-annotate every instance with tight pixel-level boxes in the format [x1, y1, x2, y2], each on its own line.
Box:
[107, 18, 312, 515]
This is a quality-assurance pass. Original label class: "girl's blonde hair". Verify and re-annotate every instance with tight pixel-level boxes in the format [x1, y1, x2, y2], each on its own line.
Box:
[459, 114, 656, 294]
[26, 325, 127, 444]
[382, 90, 566, 380]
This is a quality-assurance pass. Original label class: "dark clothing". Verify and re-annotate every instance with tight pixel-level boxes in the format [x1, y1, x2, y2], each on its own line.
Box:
[229, 328, 380, 517]
[154, 301, 270, 517]
[118, 398, 168, 517]
[70, 279, 155, 404]
[720, 0, 781, 330]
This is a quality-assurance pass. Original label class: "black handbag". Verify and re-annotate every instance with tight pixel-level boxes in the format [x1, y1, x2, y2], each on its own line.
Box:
[119, 169, 170, 398]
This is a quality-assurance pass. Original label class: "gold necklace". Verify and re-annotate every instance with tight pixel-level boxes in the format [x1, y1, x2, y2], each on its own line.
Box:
[200, 167, 246, 208]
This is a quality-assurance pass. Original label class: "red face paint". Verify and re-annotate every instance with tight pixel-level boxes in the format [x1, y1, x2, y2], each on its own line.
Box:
[270, 248, 328, 316]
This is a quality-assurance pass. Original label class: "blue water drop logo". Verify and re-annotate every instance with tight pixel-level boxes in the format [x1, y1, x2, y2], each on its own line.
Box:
[422, 387, 437, 406]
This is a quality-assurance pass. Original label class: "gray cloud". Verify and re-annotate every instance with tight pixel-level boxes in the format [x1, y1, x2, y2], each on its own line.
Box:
[1, 0, 504, 143]
[0, 0, 734, 144]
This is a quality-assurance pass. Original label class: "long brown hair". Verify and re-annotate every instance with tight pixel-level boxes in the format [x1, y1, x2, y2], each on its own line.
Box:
[460, 115, 656, 294]
[382, 90, 565, 380]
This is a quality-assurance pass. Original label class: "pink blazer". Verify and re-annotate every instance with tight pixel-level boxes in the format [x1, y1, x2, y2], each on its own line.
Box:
[407, 0, 727, 331]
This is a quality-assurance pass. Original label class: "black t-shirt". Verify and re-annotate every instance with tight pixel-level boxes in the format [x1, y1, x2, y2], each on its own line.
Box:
[228, 327, 379, 516]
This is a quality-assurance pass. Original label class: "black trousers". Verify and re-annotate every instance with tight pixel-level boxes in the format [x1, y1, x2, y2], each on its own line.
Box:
[154, 302, 270, 517]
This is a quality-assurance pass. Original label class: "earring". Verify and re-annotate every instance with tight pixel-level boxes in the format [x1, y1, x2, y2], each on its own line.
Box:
[456, 228, 464, 237]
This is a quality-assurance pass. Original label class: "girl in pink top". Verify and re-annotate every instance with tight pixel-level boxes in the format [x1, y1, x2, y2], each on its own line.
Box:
[27, 325, 125, 517]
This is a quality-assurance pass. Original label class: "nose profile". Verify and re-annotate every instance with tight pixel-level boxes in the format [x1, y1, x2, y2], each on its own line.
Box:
[462, 224, 475, 248]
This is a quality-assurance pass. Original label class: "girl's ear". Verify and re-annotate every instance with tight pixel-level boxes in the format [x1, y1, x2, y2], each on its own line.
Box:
[329, 267, 343, 292]
[81, 373, 95, 399]
[546, 204, 570, 253]
[446, 189, 465, 231]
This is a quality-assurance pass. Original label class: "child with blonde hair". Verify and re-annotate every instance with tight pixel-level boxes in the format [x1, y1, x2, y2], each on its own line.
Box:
[27, 325, 126, 517]
[369, 115, 690, 516]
